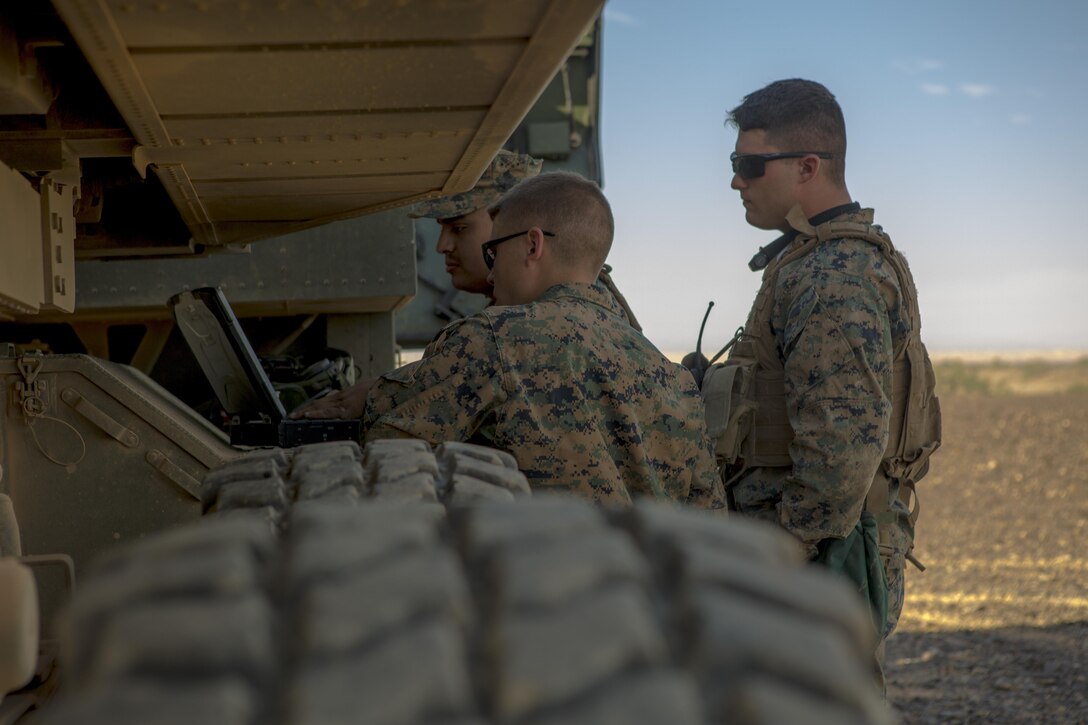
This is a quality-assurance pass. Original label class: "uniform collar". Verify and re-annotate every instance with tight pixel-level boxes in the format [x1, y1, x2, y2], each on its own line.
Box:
[748, 201, 862, 271]
[537, 280, 624, 317]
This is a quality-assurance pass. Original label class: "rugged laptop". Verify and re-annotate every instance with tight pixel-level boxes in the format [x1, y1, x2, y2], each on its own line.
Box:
[169, 287, 361, 447]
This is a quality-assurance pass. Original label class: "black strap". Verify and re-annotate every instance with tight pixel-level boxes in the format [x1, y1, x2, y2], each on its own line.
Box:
[748, 202, 862, 271]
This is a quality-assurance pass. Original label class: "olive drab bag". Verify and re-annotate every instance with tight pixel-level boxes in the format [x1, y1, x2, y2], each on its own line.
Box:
[699, 207, 942, 561]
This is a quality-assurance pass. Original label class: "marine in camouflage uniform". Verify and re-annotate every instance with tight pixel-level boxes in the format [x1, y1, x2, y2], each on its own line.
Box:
[729, 204, 912, 627]
[364, 170, 724, 508]
[363, 280, 723, 507]
[720, 80, 939, 668]
[291, 150, 640, 421]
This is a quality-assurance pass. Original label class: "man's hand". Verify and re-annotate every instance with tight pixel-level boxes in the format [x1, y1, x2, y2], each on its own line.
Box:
[289, 377, 376, 420]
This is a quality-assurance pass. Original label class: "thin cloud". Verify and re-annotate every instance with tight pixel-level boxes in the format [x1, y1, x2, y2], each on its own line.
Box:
[603, 8, 636, 25]
[892, 58, 945, 74]
[1010, 113, 1031, 125]
[959, 83, 996, 98]
[920, 83, 950, 96]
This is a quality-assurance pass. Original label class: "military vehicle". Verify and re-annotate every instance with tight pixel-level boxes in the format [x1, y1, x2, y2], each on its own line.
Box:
[0, 3, 893, 723]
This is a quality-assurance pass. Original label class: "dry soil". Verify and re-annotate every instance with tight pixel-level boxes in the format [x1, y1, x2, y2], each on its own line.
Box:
[885, 362, 1088, 723]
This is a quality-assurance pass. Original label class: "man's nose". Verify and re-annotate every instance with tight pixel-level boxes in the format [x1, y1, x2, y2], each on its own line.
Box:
[730, 173, 746, 191]
[436, 231, 454, 253]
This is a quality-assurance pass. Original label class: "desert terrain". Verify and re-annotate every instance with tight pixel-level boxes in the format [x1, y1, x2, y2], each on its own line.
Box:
[886, 355, 1088, 723]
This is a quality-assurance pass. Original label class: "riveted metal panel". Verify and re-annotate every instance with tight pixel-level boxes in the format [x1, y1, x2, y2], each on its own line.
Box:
[200, 189, 431, 222]
[107, 0, 544, 46]
[52, 0, 605, 247]
[56, 209, 415, 320]
[132, 45, 522, 117]
[193, 173, 449, 201]
[161, 109, 486, 152]
[155, 135, 471, 184]
[148, 144, 466, 183]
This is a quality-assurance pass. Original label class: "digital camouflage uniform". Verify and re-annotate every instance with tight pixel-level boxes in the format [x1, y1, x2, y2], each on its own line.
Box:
[728, 206, 919, 637]
[363, 281, 725, 509]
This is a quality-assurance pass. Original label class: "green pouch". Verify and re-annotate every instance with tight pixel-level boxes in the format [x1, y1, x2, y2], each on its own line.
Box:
[814, 512, 888, 637]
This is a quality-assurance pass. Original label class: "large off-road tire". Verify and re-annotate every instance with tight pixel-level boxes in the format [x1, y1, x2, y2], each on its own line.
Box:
[38, 444, 894, 725]
[199, 440, 531, 518]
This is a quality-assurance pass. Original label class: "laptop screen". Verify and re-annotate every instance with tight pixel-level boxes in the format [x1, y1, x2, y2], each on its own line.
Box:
[169, 287, 286, 423]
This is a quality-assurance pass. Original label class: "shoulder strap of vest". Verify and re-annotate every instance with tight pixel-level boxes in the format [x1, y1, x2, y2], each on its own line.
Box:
[783, 206, 922, 345]
[597, 266, 643, 332]
[786, 204, 892, 250]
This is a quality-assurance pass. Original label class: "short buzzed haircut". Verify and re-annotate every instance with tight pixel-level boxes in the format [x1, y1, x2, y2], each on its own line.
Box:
[726, 78, 848, 186]
[488, 171, 614, 272]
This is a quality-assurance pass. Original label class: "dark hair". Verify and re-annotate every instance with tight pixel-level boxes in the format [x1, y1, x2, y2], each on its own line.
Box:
[488, 171, 614, 271]
[726, 79, 847, 186]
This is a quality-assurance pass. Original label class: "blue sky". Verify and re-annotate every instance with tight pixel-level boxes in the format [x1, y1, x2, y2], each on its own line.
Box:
[597, 0, 1088, 352]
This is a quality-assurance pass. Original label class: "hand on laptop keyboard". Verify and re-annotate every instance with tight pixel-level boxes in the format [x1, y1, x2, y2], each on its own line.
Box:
[289, 377, 375, 420]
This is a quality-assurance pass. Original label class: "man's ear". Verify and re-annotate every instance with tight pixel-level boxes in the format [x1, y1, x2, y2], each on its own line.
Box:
[526, 227, 548, 262]
[798, 154, 820, 181]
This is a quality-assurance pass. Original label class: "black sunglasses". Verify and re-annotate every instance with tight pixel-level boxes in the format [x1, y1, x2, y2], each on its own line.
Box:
[482, 229, 555, 270]
[730, 151, 833, 180]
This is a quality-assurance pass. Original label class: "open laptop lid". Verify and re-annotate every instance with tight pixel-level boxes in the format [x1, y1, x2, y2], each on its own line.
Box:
[169, 287, 286, 423]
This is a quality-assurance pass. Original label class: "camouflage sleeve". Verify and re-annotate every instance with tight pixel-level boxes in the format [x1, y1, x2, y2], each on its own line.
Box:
[685, 434, 728, 513]
[672, 373, 727, 512]
[361, 321, 471, 425]
[776, 265, 893, 546]
[361, 317, 508, 443]
[361, 359, 422, 422]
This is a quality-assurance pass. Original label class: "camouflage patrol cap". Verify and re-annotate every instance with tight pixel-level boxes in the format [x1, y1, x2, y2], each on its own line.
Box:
[410, 150, 542, 219]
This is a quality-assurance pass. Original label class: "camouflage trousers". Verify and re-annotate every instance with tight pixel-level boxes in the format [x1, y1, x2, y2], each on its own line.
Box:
[874, 517, 912, 694]
[884, 555, 906, 637]
[881, 513, 913, 638]
[872, 559, 905, 695]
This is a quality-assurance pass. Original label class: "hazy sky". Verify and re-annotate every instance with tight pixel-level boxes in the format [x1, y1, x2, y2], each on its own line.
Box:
[597, 0, 1088, 352]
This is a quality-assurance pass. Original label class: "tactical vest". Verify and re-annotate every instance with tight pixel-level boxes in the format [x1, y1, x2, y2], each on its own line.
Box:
[703, 209, 941, 531]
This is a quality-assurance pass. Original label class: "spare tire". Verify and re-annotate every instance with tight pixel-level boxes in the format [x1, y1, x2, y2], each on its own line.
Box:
[38, 451, 893, 725]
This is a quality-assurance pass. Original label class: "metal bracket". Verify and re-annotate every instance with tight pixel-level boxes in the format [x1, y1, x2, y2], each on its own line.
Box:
[146, 449, 203, 501]
[60, 388, 139, 448]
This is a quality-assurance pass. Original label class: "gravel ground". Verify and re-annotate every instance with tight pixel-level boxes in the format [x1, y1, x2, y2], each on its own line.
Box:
[885, 392, 1088, 723]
